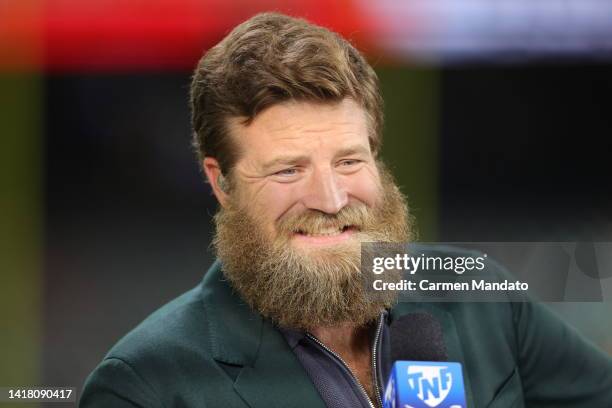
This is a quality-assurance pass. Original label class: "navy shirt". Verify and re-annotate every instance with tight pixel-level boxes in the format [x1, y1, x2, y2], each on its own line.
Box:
[279, 313, 392, 408]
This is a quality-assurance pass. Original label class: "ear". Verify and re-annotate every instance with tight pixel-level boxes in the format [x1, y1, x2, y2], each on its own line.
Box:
[203, 157, 229, 207]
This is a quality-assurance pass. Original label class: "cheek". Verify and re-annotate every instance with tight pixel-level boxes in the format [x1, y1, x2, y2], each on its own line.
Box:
[249, 184, 298, 227]
[344, 172, 381, 207]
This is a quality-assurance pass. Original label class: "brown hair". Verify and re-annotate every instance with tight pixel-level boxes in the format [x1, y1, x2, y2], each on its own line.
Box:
[190, 12, 383, 174]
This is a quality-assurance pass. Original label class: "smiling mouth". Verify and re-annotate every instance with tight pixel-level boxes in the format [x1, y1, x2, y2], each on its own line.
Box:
[294, 225, 355, 236]
[292, 225, 358, 244]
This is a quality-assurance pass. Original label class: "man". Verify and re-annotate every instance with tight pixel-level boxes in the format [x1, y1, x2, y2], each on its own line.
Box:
[80, 13, 612, 408]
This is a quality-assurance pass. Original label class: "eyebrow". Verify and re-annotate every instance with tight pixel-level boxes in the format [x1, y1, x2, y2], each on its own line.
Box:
[261, 155, 310, 171]
[333, 145, 370, 159]
[260, 145, 371, 172]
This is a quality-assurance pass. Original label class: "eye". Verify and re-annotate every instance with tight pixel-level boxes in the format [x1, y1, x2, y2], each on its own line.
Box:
[274, 168, 298, 176]
[339, 159, 362, 167]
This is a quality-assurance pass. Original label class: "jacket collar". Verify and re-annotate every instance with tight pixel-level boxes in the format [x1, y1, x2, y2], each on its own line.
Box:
[199, 260, 262, 366]
[198, 260, 327, 408]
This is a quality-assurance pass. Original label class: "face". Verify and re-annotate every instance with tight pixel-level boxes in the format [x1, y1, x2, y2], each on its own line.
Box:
[228, 98, 382, 251]
[208, 99, 412, 330]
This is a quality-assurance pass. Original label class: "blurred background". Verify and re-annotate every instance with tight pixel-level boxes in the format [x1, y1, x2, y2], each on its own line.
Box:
[1, 0, 611, 405]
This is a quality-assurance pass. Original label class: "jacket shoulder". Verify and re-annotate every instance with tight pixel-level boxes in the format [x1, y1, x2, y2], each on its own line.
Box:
[107, 285, 211, 363]
[81, 284, 220, 407]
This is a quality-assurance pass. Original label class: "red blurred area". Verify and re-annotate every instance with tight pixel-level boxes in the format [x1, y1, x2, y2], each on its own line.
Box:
[0, 1, 43, 70]
[0, 0, 375, 72]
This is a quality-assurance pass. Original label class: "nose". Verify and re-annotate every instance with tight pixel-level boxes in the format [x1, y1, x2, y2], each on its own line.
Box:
[302, 167, 349, 214]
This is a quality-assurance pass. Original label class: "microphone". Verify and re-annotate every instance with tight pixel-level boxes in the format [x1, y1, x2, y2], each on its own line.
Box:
[385, 313, 466, 408]
[389, 312, 448, 362]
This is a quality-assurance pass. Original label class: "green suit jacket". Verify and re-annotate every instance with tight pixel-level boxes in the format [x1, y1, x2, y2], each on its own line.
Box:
[80, 259, 612, 408]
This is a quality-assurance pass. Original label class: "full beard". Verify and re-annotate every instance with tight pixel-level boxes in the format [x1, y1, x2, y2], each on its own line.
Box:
[213, 163, 414, 331]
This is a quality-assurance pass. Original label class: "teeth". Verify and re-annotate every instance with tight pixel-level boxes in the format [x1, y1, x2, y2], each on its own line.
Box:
[294, 225, 355, 237]
[301, 227, 344, 236]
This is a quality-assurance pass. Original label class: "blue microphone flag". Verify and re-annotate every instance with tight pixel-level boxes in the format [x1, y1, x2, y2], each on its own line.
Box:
[383, 361, 466, 408]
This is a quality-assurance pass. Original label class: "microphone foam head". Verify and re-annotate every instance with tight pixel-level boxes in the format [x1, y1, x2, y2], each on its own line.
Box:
[390, 312, 448, 362]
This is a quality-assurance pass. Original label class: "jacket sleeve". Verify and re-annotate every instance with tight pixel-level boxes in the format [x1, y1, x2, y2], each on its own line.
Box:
[79, 357, 163, 408]
[513, 300, 612, 407]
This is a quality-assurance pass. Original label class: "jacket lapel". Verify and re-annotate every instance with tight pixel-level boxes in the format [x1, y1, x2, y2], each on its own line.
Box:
[233, 319, 327, 408]
[200, 261, 326, 408]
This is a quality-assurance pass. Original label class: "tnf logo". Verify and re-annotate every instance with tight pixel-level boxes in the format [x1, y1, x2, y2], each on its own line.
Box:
[406, 366, 452, 407]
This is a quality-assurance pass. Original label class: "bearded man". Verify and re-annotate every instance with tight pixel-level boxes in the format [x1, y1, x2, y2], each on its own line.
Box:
[81, 13, 612, 408]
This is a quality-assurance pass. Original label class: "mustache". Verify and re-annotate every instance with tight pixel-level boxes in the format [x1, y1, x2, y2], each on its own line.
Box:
[276, 205, 372, 236]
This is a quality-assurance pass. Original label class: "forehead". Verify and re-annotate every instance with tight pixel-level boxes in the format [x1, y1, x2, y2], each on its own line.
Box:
[227, 99, 371, 159]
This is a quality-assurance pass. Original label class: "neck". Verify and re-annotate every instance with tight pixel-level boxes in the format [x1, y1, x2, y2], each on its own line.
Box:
[309, 322, 371, 355]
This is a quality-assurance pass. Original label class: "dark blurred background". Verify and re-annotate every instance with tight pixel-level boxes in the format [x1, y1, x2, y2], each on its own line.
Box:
[2, 1, 612, 405]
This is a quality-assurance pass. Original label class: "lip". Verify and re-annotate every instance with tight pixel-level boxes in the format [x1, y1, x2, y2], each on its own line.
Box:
[291, 226, 357, 246]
